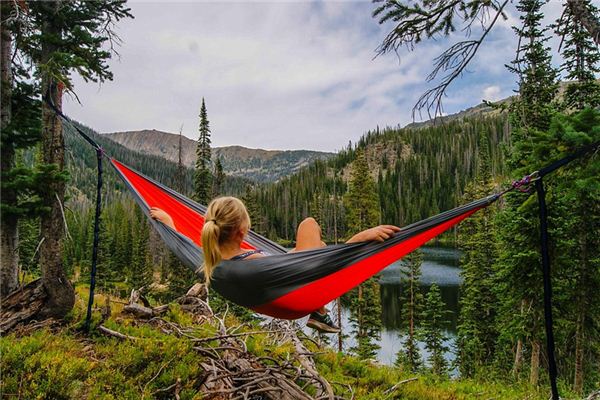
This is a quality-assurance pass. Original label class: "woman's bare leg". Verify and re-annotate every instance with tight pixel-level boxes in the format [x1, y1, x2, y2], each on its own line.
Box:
[292, 217, 327, 313]
[293, 217, 326, 251]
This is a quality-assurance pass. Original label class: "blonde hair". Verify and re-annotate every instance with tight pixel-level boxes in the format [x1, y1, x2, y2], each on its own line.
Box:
[201, 196, 250, 284]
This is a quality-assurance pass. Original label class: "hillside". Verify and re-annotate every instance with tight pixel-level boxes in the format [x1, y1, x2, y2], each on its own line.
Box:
[404, 98, 510, 129]
[253, 114, 510, 241]
[0, 285, 552, 400]
[104, 130, 335, 183]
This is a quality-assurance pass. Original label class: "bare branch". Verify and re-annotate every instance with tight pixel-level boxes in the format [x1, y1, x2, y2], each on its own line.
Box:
[412, 0, 510, 120]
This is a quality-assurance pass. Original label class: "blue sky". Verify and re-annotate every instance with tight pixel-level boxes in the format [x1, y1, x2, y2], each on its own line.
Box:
[64, 1, 565, 152]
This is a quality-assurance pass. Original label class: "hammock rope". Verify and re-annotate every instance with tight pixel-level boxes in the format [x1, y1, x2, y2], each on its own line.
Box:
[48, 99, 598, 400]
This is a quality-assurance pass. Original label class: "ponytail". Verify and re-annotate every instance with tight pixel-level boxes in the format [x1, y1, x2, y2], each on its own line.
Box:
[201, 220, 222, 284]
[200, 197, 251, 285]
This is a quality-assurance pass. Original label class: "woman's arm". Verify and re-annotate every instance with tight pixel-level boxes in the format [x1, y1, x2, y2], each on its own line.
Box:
[346, 225, 401, 244]
[149, 207, 176, 231]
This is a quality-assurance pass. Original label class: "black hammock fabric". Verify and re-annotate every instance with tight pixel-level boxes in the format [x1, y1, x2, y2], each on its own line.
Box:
[110, 158, 498, 319]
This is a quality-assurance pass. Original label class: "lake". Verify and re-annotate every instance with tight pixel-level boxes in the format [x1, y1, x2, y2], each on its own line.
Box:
[308, 246, 462, 369]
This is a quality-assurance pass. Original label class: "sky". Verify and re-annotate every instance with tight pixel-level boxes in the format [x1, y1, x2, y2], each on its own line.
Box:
[63, 0, 566, 152]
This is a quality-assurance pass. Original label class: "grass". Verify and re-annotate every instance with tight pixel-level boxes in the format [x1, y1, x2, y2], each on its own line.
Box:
[0, 287, 575, 400]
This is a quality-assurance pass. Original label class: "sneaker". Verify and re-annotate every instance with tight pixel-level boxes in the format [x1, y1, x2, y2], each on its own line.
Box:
[306, 310, 340, 333]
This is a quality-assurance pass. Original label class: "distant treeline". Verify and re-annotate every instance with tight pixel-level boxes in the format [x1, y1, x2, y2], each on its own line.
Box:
[253, 115, 509, 242]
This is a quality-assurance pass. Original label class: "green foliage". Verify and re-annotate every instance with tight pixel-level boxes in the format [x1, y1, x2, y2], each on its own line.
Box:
[211, 156, 225, 198]
[1, 288, 561, 400]
[495, 108, 600, 391]
[456, 134, 500, 377]
[255, 115, 508, 242]
[344, 148, 380, 233]
[396, 250, 424, 372]
[343, 150, 383, 359]
[420, 284, 450, 376]
[348, 278, 383, 360]
[242, 184, 265, 235]
[554, 0, 600, 111]
[21, 1, 133, 90]
[372, 0, 504, 49]
[507, 0, 559, 132]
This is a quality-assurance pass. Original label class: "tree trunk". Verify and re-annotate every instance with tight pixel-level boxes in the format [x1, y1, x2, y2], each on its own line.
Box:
[0, 3, 20, 298]
[358, 284, 363, 337]
[573, 310, 584, 394]
[530, 339, 540, 386]
[512, 299, 526, 378]
[573, 221, 589, 394]
[37, 2, 74, 319]
[513, 338, 523, 378]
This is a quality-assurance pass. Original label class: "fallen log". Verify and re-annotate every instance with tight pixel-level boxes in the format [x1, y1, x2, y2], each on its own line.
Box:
[0, 279, 47, 334]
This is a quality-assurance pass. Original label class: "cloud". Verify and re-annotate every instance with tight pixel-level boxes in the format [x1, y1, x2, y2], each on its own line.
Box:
[63, 1, 565, 151]
[483, 85, 502, 102]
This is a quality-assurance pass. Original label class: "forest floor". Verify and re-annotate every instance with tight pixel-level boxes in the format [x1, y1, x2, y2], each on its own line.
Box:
[0, 285, 577, 400]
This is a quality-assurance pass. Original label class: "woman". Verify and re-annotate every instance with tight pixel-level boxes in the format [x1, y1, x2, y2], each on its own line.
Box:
[150, 196, 400, 333]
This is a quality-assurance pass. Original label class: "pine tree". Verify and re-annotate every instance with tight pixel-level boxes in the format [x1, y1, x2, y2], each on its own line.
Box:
[542, 110, 600, 394]
[420, 284, 450, 376]
[344, 149, 383, 359]
[457, 134, 499, 377]
[212, 157, 225, 199]
[554, 0, 600, 111]
[349, 278, 382, 359]
[128, 209, 152, 291]
[395, 250, 423, 372]
[0, 1, 45, 296]
[242, 184, 264, 235]
[194, 98, 212, 204]
[507, 0, 559, 131]
[343, 149, 380, 233]
[496, 0, 559, 385]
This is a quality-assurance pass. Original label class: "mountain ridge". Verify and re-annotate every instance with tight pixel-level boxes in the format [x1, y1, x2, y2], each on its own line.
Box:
[104, 130, 335, 183]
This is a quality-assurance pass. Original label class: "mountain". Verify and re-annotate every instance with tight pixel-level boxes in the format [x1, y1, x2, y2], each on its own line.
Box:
[103, 130, 334, 183]
[63, 122, 252, 207]
[403, 98, 511, 129]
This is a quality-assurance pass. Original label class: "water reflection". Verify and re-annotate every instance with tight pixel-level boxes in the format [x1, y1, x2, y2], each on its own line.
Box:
[379, 284, 459, 331]
[338, 246, 462, 367]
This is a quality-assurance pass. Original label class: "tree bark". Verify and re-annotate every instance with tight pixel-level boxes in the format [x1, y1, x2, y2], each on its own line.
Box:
[573, 310, 584, 394]
[573, 220, 590, 394]
[512, 299, 526, 378]
[529, 339, 540, 386]
[567, 0, 600, 46]
[0, 2, 20, 298]
[513, 337, 523, 378]
[37, 1, 74, 319]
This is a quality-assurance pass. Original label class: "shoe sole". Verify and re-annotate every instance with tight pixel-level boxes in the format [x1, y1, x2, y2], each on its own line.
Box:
[306, 319, 340, 333]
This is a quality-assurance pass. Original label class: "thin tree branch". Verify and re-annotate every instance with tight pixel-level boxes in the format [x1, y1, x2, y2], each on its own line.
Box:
[413, 0, 510, 120]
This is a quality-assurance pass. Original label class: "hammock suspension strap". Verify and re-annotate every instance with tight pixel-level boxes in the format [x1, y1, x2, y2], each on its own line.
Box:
[45, 96, 104, 332]
[535, 177, 559, 400]
[84, 146, 103, 332]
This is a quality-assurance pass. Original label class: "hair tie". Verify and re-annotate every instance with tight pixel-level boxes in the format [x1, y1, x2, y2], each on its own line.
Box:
[208, 218, 218, 224]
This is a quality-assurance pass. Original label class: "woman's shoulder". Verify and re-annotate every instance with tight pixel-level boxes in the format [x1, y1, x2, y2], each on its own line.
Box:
[229, 249, 269, 261]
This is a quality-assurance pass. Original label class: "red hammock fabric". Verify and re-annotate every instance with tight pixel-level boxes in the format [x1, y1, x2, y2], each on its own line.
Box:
[112, 159, 254, 250]
[111, 157, 497, 319]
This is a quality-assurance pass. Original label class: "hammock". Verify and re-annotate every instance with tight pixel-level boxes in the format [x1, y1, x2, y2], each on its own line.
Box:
[111, 158, 498, 319]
